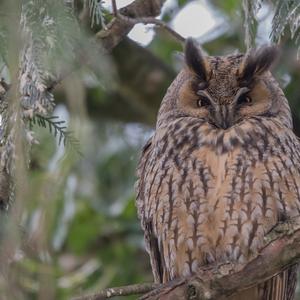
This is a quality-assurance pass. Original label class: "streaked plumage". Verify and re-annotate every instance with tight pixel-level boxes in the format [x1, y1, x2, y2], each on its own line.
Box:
[136, 38, 299, 299]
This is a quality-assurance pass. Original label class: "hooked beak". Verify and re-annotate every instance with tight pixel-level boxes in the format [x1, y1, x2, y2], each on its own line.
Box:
[211, 88, 250, 129]
[213, 105, 234, 129]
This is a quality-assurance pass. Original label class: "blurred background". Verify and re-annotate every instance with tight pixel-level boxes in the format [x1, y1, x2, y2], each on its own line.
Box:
[0, 0, 300, 299]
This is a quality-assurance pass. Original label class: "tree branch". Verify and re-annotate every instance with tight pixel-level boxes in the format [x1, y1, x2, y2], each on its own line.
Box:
[142, 218, 300, 300]
[72, 282, 160, 300]
[96, 0, 168, 52]
[72, 218, 300, 300]
[110, 0, 185, 43]
[49, 0, 176, 94]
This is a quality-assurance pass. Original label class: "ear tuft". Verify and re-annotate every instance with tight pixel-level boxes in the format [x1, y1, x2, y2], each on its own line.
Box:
[238, 45, 279, 85]
[184, 38, 210, 82]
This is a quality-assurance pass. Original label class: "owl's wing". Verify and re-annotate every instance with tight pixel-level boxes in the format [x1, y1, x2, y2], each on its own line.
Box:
[136, 137, 152, 222]
[259, 129, 300, 300]
[136, 137, 165, 283]
[144, 219, 165, 283]
[259, 265, 298, 300]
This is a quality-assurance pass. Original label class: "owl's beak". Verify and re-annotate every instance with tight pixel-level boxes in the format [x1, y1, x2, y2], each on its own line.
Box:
[213, 105, 234, 129]
[218, 118, 231, 129]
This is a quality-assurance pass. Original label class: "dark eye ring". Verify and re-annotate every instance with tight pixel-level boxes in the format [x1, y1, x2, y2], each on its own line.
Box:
[197, 96, 211, 108]
[237, 94, 252, 105]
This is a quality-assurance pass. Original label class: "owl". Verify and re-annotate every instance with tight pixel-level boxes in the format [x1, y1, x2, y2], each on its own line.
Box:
[136, 38, 300, 300]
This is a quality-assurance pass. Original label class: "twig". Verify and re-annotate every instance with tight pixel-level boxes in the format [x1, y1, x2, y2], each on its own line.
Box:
[111, 0, 185, 43]
[116, 14, 185, 43]
[72, 282, 161, 300]
[138, 278, 186, 300]
[111, 0, 118, 17]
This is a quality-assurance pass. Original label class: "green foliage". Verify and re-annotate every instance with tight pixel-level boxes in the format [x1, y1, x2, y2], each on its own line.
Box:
[0, 24, 7, 66]
[20, 0, 81, 116]
[271, 0, 300, 54]
[86, 0, 106, 28]
[242, 0, 260, 49]
[213, 0, 240, 16]
[29, 114, 82, 155]
[241, 0, 300, 53]
[177, 0, 190, 7]
[0, 1, 300, 300]
[22, 0, 80, 70]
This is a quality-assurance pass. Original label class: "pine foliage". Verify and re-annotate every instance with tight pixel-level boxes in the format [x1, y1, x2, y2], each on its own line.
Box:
[0, 0, 85, 197]
[20, 0, 81, 114]
[30, 115, 82, 155]
[242, 0, 261, 49]
[86, 0, 106, 28]
[271, 0, 300, 55]
[242, 0, 300, 54]
[0, 24, 8, 67]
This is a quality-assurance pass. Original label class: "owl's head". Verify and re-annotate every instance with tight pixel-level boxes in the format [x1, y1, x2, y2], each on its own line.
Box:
[157, 38, 292, 130]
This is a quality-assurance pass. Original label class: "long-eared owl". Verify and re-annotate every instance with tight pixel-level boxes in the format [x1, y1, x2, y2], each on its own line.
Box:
[136, 38, 299, 300]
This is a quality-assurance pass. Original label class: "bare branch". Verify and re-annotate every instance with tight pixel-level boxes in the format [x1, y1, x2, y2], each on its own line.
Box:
[96, 0, 168, 51]
[111, 0, 117, 17]
[142, 218, 300, 300]
[111, 0, 185, 43]
[72, 218, 300, 300]
[49, 0, 173, 91]
[72, 282, 160, 300]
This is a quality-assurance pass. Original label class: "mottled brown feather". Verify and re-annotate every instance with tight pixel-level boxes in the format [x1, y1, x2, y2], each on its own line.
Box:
[184, 38, 210, 82]
[238, 45, 279, 86]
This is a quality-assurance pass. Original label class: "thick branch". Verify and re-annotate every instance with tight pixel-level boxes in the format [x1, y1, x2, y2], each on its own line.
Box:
[142, 219, 300, 300]
[73, 219, 300, 300]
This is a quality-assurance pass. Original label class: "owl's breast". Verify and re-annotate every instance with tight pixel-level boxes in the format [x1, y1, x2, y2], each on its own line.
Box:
[143, 117, 300, 280]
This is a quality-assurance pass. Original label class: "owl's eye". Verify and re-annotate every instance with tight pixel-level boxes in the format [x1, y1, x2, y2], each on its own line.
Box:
[197, 96, 211, 108]
[237, 94, 252, 106]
